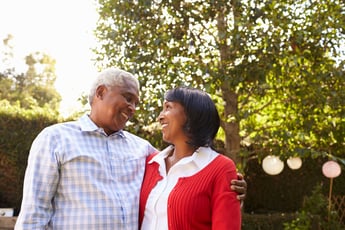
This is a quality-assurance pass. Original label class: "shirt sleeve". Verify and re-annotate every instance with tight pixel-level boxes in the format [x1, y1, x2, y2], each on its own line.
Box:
[211, 160, 242, 230]
[15, 128, 60, 230]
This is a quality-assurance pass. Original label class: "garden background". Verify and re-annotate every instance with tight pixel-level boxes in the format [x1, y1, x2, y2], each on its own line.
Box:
[1, 0, 345, 229]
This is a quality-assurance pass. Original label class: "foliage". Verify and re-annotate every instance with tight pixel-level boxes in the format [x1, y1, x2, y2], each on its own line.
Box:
[242, 213, 297, 230]
[0, 34, 63, 212]
[0, 100, 60, 213]
[0, 34, 61, 113]
[284, 184, 344, 230]
[243, 156, 345, 214]
[94, 0, 345, 164]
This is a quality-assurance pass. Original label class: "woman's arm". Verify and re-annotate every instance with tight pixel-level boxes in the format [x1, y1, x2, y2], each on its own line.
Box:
[211, 161, 242, 230]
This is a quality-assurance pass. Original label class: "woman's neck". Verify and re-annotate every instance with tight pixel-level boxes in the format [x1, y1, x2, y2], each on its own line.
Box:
[165, 144, 198, 173]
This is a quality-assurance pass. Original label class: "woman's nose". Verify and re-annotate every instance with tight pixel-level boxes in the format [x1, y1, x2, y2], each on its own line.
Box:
[157, 111, 164, 122]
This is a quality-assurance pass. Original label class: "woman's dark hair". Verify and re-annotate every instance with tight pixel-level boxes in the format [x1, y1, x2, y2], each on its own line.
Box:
[164, 86, 220, 147]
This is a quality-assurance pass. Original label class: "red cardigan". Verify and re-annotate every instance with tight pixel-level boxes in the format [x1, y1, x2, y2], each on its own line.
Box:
[139, 154, 241, 230]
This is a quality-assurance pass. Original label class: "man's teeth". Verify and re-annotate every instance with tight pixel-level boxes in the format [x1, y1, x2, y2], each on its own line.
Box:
[162, 124, 168, 128]
[121, 112, 128, 120]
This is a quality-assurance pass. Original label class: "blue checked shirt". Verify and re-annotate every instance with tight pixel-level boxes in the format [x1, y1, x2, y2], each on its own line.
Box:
[15, 114, 157, 230]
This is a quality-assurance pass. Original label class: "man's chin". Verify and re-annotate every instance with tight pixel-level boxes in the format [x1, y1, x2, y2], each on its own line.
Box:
[117, 122, 127, 131]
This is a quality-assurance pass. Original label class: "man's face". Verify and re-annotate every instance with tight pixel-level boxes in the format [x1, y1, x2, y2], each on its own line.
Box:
[91, 79, 139, 135]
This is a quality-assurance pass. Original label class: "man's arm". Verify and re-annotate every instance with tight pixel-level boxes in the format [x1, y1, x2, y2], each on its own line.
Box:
[15, 130, 59, 229]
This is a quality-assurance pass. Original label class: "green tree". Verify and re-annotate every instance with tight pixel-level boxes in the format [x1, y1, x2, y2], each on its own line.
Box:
[0, 35, 61, 113]
[0, 34, 17, 101]
[94, 0, 345, 163]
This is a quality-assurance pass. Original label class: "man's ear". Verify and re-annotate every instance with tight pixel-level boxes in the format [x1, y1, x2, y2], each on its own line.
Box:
[95, 85, 107, 100]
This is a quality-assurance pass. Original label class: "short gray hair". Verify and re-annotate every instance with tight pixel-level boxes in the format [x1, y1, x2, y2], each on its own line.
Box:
[88, 68, 140, 105]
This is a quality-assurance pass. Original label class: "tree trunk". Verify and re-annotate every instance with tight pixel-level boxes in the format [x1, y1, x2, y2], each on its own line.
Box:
[216, 2, 241, 163]
[220, 84, 241, 163]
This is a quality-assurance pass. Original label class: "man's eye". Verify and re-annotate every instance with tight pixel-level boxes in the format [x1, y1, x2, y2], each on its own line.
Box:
[124, 95, 131, 102]
[123, 95, 138, 106]
[126, 97, 134, 104]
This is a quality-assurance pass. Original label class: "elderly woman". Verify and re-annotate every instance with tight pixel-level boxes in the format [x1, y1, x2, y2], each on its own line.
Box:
[139, 86, 241, 230]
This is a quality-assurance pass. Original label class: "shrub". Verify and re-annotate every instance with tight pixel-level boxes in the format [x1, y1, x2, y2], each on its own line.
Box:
[0, 100, 59, 214]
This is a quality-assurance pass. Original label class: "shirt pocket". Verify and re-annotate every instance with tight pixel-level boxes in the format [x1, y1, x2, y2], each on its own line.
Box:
[112, 156, 145, 184]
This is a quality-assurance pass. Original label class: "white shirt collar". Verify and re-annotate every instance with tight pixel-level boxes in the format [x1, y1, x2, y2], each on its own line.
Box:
[149, 145, 218, 170]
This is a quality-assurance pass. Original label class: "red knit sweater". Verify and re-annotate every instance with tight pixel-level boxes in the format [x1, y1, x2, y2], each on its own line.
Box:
[139, 154, 241, 230]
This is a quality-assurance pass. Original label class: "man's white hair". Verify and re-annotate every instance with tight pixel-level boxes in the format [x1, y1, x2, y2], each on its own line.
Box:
[88, 68, 140, 105]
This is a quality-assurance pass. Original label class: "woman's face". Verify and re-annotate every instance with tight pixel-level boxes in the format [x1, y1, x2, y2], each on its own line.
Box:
[158, 100, 188, 144]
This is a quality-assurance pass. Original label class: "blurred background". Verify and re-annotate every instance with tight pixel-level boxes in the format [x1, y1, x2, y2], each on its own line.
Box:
[0, 0, 344, 229]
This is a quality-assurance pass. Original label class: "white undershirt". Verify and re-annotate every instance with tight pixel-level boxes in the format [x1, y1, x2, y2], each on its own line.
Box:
[141, 145, 218, 230]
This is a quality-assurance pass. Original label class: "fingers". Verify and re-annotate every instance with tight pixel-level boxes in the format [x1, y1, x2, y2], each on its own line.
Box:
[237, 193, 246, 202]
[231, 172, 247, 202]
[237, 172, 244, 180]
[231, 179, 247, 190]
[233, 185, 246, 201]
[231, 184, 246, 194]
[231, 175, 247, 202]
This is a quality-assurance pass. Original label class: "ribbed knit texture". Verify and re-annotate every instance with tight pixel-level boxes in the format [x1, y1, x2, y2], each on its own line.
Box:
[139, 154, 241, 230]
